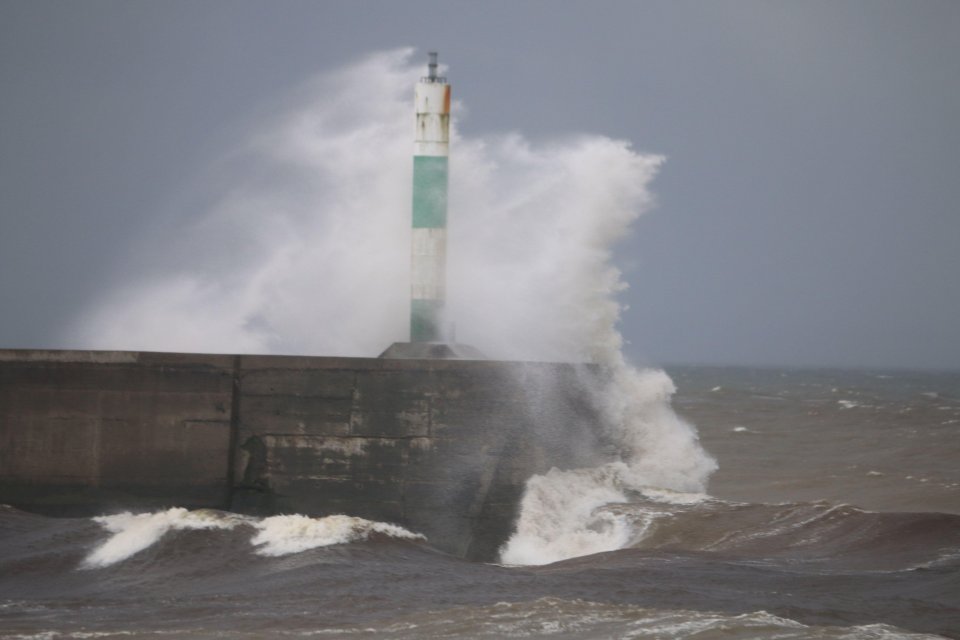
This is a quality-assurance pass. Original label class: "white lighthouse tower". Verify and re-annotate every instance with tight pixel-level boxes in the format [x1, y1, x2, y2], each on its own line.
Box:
[409, 51, 450, 343]
[380, 52, 482, 360]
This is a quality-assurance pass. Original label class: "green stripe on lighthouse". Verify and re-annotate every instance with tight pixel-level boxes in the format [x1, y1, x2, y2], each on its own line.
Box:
[411, 299, 443, 343]
[412, 156, 448, 228]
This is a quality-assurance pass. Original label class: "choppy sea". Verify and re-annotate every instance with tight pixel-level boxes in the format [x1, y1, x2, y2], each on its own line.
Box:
[2, 366, 958, 639]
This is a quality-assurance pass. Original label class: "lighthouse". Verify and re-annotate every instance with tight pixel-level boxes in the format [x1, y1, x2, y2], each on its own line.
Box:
[410, 51, 450, 343]
[380, 52, 482, 360]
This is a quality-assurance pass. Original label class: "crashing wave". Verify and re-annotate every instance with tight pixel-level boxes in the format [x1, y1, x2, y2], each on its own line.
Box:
[83, 508, 422, 568]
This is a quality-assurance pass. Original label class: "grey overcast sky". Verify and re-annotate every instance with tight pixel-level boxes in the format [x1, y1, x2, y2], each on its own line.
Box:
[1, 0, 958, 370]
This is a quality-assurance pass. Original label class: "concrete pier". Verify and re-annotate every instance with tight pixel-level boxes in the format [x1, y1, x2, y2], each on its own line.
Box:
[0, 349, 604, 560]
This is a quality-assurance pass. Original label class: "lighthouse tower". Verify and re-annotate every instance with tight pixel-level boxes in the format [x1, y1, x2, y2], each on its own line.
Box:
[410, 52, 450, 343]
[380, 52, 482, 360]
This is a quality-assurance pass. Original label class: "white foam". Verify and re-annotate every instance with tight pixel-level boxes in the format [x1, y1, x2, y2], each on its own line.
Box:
[631, 610, 807, 637]
[500, 363, 717, 566]
[837, 624, 949, 639]
[250, 514, 423, 556]
[344, 598, 942, 640]
[638, 487, 711, 505]
[82, 509, 424, 567]
[499, 465, 634, 565]
[83, 508, 244, 568]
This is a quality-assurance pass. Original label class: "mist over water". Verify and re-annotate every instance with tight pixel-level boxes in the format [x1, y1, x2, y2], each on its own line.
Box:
[70, 50, 415, 356]
[67, 48, 715, 565]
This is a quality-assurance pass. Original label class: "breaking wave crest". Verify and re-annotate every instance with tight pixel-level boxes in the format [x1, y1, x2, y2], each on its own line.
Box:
[83, 508, 243, 568]
[501, 366, 716, 566]
[250, 514, 424, 557]
[83, 508, 422, 568]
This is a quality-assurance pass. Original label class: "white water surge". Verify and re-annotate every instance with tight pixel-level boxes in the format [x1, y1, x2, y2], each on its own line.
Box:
[83, 508, 244, 568]
[83, 509, 422, 568]
[69, 49, 716, 567]
[251, 514, 423, 556]
[500, 363, 716, 565]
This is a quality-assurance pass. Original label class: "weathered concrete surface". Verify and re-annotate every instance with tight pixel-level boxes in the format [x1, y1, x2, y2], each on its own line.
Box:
[0, 350, 235, 514]
[0, 350, 603, 560]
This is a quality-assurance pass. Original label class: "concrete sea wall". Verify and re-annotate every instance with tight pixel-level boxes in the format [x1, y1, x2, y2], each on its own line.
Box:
[0, 350, 604, 559]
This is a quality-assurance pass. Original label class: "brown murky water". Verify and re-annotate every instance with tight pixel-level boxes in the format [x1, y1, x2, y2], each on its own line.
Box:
[2, 367, 958, 639]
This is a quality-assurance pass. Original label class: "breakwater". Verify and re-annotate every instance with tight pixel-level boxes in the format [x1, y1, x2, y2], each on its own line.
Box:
[0, 349, 603, 560]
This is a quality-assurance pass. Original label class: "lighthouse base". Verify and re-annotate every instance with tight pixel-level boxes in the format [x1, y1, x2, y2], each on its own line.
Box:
[378, 342, 485, 360]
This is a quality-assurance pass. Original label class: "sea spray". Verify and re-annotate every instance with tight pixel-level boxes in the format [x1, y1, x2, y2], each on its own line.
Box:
[499, 373, 716, 565]
[67, 50, 415, 355]
[65, 49, 662, 365]
[447, 133, 663, 362]
[67, 49, 717, 565]
[497, 465, 633, 565]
